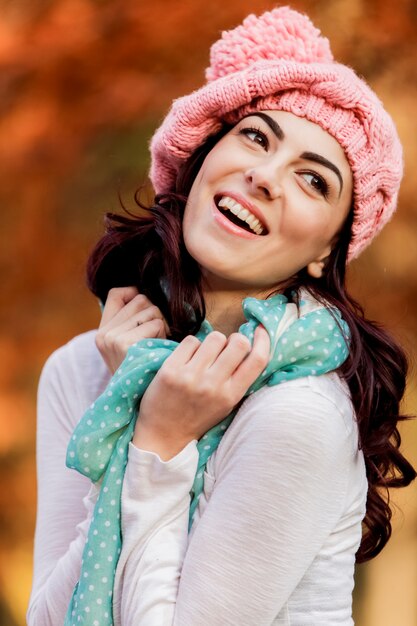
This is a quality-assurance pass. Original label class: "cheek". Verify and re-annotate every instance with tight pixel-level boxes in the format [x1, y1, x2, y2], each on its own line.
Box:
[182, 205, 197, 253]
[182, 196, 210, 264]
[280, 189, 349, 249]
[280, 206, 331, 247]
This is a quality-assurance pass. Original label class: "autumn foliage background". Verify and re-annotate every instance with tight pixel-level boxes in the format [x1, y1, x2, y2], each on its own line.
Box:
[0, 0, 416, 624]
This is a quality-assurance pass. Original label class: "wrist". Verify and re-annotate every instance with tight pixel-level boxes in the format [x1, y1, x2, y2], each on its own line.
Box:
[132, 420, 194, 461]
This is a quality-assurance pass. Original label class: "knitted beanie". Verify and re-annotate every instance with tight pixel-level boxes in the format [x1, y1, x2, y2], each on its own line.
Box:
[149, 7, 403, 260]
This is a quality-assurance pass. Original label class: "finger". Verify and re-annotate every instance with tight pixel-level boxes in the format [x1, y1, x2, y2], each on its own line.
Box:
[102, 307, 166, 344]
[208, 332, 251, 378]
[130, 316, 167, 341]
[106, 319, 166, 360]
[164, 335, 202, 367]
[100, 286, 139, 326]
[231, 326, 270, 391]
[186, 331, 228, 370]
[136, 305, 169, 335]
[125, 305, 169, 337]
[101, 292, 154, 328]
[123, 318, 167, 346]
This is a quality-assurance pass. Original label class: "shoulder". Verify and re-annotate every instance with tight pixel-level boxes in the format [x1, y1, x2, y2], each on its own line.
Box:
[214, 373, 357, 470]
[245, 372, 352, 436]
[41, 329, 106, 382]
[38, 330, 111, 426]
[207, 374, 361, 520]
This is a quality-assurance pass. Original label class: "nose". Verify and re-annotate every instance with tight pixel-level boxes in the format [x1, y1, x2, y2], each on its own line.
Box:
[244, 163, 283, 200]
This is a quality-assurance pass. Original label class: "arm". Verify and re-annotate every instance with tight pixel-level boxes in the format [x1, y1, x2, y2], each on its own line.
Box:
[28, 289, 169, 625]
[113, 441, 199, 624]
[27, 347, 100, 626]
[115, 380, 351, 625]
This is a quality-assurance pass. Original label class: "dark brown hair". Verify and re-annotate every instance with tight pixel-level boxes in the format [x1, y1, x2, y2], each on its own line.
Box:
[87, 126, 416, 563]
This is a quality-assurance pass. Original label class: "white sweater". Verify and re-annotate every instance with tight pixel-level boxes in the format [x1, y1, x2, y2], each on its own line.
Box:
[27, 330, 367, 626]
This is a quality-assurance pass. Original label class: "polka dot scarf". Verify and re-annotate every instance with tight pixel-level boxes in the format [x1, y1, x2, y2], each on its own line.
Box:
[65, 292, 349, 625]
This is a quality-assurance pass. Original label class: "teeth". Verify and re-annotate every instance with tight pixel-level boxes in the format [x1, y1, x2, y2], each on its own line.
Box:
[237, 208, 249, 220]
[217, 196, 265, 235]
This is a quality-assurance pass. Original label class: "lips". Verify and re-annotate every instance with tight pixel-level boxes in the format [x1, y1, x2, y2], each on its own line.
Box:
[214, 194, 268, 236]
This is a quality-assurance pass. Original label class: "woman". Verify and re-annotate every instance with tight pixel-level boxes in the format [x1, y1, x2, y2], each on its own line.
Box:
[28, 7, 416, 626]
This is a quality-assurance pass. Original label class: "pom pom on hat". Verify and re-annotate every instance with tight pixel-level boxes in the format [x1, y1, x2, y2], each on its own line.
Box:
[206, 7, 333, 82]
[149, 6, 403, 261]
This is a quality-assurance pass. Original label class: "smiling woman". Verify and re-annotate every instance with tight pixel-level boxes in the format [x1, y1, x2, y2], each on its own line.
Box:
[27, 7, 415, 626]
[183, 111, 353, 293]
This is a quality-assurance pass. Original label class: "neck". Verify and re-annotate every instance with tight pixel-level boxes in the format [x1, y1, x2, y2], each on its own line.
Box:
[203, 277, 275, 335]
[204, 290, 247, 336]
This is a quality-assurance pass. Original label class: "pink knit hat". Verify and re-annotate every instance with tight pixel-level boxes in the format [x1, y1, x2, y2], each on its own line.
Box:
[149, 7, 403, 260]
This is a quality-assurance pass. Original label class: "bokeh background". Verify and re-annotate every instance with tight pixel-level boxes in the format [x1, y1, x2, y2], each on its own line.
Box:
[0, 0, 416, 624]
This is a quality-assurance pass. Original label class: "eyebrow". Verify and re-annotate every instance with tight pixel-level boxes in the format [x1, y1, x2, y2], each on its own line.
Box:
[244, 112, 285, 140]
[300, 152, 344, 195]
[242, 112, 344, 195]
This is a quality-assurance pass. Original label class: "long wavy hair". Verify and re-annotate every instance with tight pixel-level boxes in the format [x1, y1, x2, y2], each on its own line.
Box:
[87, 125, 416, 563]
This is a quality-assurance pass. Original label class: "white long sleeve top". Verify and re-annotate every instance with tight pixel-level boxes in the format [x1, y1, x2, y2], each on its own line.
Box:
[28, 329, 367, 626]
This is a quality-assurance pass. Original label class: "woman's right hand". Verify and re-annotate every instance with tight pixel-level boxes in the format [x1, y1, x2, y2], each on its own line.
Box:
[95, 287, 169, 374]
[133, 326, 270, 460]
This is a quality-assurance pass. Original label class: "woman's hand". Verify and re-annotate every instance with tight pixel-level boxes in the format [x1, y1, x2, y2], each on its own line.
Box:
[133, 326, 270, 460]
[96, 287, 169, 374]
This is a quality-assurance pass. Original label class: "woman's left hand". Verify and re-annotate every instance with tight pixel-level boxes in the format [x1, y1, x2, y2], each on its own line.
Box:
[133, 325, 270, 459]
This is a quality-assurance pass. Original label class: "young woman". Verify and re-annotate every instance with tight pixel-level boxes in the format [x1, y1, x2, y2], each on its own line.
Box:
[28, 7, 416, 626]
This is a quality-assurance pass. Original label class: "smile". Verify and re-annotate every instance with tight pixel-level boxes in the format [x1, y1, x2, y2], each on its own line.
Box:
[214, 195, 267, 236]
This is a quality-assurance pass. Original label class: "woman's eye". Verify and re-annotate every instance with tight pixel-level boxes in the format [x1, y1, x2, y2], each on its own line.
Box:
[301, 172, 329, 198]
[240, 127, 269, 149]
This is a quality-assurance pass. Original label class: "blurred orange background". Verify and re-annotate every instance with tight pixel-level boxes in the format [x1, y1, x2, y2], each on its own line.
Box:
[0, 1, 416, 624]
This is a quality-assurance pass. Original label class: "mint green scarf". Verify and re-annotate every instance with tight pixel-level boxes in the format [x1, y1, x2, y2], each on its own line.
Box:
[65, 293, 349, 625]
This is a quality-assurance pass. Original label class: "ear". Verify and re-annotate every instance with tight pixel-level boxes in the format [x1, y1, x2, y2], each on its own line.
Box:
[306, 245, 332, 279]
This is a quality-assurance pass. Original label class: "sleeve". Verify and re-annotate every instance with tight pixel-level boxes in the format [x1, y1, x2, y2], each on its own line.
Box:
[114, 441, 199, 625]
[112, 382, 352, 626]
[27, 348, 99, 626]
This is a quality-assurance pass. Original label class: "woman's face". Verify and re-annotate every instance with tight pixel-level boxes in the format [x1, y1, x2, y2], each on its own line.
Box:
[182, 110, 353, 293]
